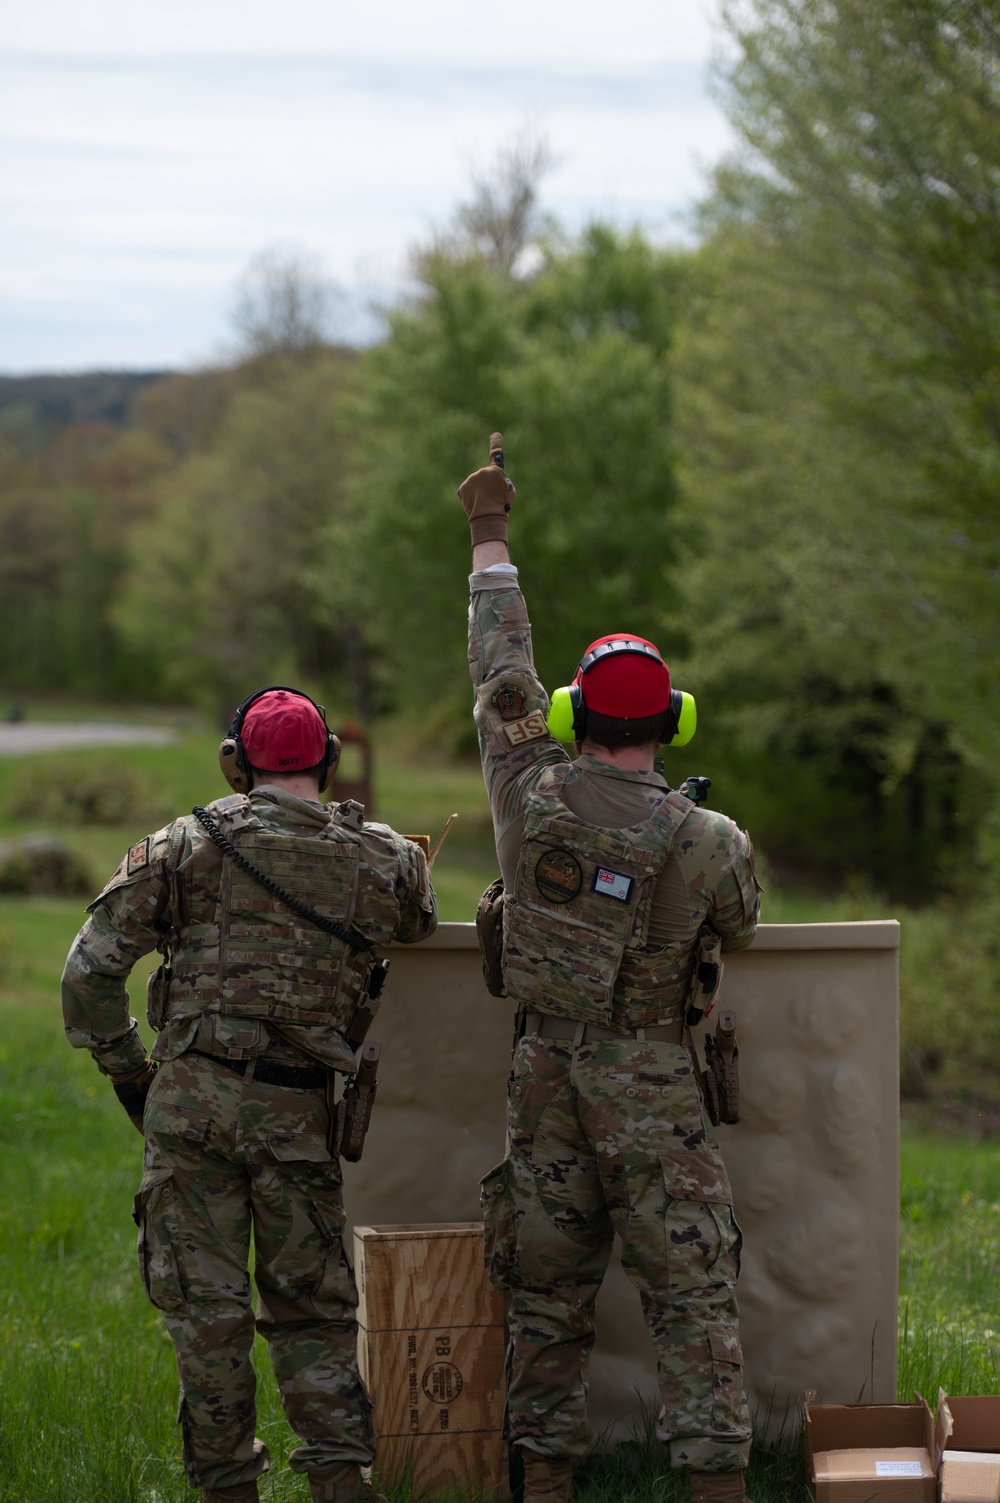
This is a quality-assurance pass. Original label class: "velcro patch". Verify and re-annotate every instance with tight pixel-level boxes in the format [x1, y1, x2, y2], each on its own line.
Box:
[491, 681, 529, 722]
[592, 867, 633, 902]
[503, 710, 549, 748]
[127, 837, 150, 875]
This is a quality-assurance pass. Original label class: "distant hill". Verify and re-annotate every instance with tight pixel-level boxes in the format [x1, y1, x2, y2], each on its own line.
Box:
[0, 370, 171, 439]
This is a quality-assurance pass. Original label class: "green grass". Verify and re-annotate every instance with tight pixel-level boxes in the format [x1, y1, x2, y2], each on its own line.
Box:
[898, 1132, 1000, 1400]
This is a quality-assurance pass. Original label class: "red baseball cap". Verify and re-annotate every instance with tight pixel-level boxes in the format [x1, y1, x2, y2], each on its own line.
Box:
[241, 690, 328, 771]
[576, 634, 671, 717]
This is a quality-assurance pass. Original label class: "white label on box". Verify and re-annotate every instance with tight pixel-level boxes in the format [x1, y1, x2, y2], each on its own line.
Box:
[875, 1461, 924, 1477]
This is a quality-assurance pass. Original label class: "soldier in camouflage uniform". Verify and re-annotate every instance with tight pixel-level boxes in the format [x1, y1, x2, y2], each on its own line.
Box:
[458, 440, 760, 1503]
[62, 688, 437, 1503]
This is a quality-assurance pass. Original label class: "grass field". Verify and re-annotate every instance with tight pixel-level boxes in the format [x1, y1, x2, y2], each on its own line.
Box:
[2, 727, 998, 1500]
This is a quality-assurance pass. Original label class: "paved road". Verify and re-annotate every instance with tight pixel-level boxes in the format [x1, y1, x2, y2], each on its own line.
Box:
[0, 723, 176, 755]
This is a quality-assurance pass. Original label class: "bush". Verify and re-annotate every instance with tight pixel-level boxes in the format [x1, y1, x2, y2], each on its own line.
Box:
[0, 836, 92, 896]
[3, 755, 166, 827]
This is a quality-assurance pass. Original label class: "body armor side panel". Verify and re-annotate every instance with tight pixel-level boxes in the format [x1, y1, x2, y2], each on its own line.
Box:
[503, 764, 694, 1028]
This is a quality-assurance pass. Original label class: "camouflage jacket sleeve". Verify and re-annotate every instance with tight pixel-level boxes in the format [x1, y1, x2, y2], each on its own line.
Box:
[392, 830, 438, 944]
[704, 819, 761, 953]
[60, 824, 177, 1076]
[468, 566, 568, 878]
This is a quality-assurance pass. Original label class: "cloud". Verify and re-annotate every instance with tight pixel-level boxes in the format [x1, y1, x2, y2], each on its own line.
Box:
[0, 1, 733, 370]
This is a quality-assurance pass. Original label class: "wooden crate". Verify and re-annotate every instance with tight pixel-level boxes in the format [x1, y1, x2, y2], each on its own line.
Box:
[355, 1222, 508, 1497]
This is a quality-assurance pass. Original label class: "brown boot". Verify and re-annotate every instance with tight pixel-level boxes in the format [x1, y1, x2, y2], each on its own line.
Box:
[307, 1460, 373, 1503]
[689, 1471, 753, 1503]
[202, 1483, 260, 1503]
[522, 1454, 574, 1503]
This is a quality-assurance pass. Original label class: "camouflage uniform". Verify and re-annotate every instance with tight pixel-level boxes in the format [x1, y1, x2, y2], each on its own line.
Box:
[469, 567, 759, 1472]
[62, 785, 436, 1495]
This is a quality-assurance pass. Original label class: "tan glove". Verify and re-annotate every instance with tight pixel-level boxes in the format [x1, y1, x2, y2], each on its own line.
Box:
[458, 431, 516, 545]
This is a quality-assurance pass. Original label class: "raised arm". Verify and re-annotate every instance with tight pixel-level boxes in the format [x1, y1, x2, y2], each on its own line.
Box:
[460, 434, 567, 884]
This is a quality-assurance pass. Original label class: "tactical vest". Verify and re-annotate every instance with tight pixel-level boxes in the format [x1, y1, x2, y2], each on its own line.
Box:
[502, 764, 696, 1029]
[155, 795, 399, 1034]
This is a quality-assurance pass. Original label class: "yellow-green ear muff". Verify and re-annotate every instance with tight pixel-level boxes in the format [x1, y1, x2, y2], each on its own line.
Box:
[665, 690, 696, 747]
[547, 686, 579, 743]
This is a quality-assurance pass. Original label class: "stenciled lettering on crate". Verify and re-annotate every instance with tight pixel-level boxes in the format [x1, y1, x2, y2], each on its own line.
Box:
[355, 1222, 508, 1497]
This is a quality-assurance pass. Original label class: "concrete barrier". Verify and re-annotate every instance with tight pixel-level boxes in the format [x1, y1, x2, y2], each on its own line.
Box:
[343, 919, 900, 1445]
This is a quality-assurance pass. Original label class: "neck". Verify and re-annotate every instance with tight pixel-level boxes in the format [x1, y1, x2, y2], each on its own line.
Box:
[577, 741, 659, 773]
[252, 774, 324, 801]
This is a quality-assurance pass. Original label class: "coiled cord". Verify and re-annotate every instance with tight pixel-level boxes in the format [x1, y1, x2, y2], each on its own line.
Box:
[191, 805, 372, 953]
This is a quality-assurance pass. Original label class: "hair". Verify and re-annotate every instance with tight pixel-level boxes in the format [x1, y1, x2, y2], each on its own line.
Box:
[249, 759, 326, 786]
[581, 709, 670, 752]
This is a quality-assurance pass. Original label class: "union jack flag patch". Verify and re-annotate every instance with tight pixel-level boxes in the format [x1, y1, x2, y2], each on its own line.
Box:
[592, 867, 633, 902]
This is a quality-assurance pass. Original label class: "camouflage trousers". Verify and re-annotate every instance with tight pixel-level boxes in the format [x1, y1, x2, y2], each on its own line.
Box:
[134, 1051, 372, 1494]
[481, 1032, 751, 1472]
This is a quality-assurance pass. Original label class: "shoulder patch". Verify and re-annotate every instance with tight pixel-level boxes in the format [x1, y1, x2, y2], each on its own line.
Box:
[491, 681, 529, 722]
[127, 836, 150, 875]
[503, 709, 549, 748]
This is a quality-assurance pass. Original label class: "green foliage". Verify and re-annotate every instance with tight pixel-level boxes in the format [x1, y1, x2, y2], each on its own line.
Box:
[353, 228, 687, 734]
[4, 753, 166, 828]
[0, 836, 92, 896]
[0, 423, 171, 696]
[668, 0, 1000, 896]
[115, 350, 362, 714]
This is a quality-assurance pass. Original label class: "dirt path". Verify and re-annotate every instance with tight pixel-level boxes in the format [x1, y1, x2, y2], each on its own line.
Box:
[0, 723, 176, 755]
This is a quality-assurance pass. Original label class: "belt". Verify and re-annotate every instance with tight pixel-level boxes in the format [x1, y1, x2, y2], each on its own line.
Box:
[188, 1050, 327, 1090]
[522, 1012, 682, 1046]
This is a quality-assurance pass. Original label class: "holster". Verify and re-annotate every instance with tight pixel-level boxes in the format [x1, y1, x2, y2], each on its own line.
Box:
[476, 877, 506, 998]
[702, 1010, 740, 1126]
[328, 1040, 381, 1162]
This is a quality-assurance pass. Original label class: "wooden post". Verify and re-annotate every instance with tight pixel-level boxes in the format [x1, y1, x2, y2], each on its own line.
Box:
[355, 1222, 508, 1497]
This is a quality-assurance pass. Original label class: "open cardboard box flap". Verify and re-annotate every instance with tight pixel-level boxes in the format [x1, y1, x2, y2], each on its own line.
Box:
[939, 1391, 1000, 1457]
[937, 1391, 1000, 1503]
[804, 1394, 936, 1503]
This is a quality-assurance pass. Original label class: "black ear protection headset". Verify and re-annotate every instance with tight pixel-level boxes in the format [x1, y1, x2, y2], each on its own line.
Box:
[547, 639, 693, 746]
[218, 685, 341, 795]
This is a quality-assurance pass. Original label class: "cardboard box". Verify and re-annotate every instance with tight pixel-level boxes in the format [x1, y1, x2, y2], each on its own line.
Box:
[355, 1222, 507, 1498]
[804, 1397, 936, 1503]
[937, 1392, 1000, 1503]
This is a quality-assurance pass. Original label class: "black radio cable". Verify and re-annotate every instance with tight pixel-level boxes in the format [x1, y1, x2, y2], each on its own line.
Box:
[191, 805, 372, 953]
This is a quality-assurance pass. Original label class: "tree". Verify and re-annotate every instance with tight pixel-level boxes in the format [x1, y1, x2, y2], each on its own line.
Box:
[431, 133, 557, 274]
[231, 248, 339, 360]
[115, 351, 362, 715]
[351, 224, 689, 740]
[667, 0, 1000, 890]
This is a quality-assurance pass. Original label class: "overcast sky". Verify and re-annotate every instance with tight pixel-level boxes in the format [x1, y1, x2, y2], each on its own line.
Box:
[1, 2, 734, 374]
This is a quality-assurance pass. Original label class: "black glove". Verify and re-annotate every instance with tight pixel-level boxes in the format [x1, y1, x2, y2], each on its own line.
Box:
[110, 1059, 158, 1133]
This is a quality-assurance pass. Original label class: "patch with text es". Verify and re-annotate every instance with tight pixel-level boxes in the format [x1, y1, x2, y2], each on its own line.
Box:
[503, 710, 548, 748]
